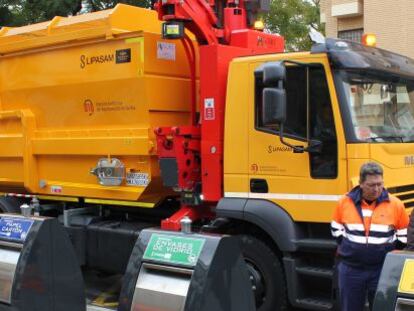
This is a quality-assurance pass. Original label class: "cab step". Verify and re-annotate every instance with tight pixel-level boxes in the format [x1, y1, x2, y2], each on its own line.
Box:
[296, 297, 333, 310]
[295, 265, 334, 279]
[295, 238, 337, 251]
[87, 305, 115, 311]
[284, 257, 337, 310]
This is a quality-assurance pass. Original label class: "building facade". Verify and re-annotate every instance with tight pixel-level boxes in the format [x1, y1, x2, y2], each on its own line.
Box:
[320, 0, 414, 58]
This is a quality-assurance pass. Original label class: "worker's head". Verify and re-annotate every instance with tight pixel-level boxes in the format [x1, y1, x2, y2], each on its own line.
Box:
[359, 162, 384, 201]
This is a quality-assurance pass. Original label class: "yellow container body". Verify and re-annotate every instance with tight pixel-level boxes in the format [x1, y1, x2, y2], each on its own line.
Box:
[0, 5, 195, 205]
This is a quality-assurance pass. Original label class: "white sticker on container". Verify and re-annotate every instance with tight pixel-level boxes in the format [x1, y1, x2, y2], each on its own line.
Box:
[126, 172, 150, 186]
[157, 42, 176, 61]
[204, 98, 215, 120]
[51, 186, 62, 193]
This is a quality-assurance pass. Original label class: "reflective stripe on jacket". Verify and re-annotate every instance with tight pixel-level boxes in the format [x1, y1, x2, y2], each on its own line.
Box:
[331, 186, 409, 268]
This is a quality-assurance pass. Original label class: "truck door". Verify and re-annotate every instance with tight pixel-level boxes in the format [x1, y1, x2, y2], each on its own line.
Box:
[248, 59, 347, 222]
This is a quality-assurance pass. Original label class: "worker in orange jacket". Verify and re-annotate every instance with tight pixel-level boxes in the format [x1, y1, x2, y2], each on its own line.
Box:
[331, 162, 409, 311]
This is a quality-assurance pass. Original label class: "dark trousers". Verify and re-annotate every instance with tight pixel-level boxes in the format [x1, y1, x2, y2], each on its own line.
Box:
[338, 261, 381, 311]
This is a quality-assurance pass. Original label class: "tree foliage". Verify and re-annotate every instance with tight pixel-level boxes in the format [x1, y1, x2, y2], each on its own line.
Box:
[264, 0, 324, 51]
[83, 0, 150, 12]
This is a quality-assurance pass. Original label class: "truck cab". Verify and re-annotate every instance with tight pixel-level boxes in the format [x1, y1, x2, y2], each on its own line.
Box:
[221, 38, 414, 309]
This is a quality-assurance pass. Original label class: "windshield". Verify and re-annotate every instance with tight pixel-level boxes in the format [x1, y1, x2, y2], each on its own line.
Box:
[339, 70, 414, 143]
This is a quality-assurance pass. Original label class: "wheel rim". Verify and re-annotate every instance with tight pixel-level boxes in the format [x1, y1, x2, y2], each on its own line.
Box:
[245, 258, 267, 308]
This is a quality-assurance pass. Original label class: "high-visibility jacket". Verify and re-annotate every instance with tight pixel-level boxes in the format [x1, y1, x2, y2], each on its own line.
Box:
[331, 186, 409, 268]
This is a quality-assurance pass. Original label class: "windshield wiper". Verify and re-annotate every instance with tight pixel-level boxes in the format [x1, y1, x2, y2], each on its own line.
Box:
[366, 136, 404, 142]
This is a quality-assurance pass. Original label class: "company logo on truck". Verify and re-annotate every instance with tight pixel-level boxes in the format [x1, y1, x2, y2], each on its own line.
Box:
[405, 155, 414, 166]
[84, 99, 94, 116]
[80, 54, 114, 69]
[116, 49, 131, 63]
[257, 36, 279, 48]
[83, 99, 136, 116]
[267, 145, 293, 153]
[251, 164, 259, 173]
[80, 49, 131, 69]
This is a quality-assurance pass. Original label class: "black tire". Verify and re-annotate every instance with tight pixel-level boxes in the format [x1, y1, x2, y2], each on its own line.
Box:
[238, 234, 288, 311]
[0, 197, 24, 213]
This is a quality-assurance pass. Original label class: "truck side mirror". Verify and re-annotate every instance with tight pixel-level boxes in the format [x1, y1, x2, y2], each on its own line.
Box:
[263, 61, 286, 85]
[260, 61, 286, 126]
[262, 88, 286, 125]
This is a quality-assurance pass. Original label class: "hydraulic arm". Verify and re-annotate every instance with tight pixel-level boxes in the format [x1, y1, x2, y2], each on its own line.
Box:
[154, 0, 284, 229]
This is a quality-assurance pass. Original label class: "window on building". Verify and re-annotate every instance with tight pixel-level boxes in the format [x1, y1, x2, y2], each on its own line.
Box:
[338, 28, 363, 43]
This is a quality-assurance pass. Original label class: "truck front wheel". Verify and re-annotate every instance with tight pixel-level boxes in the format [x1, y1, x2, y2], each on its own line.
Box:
[238, 235, 288, 311]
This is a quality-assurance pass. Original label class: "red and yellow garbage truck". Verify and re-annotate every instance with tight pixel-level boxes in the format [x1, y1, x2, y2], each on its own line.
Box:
[0, 1, 414, 310]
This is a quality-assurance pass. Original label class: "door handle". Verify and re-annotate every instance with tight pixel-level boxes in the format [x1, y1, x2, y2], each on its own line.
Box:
[250, 179, 268, 193]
